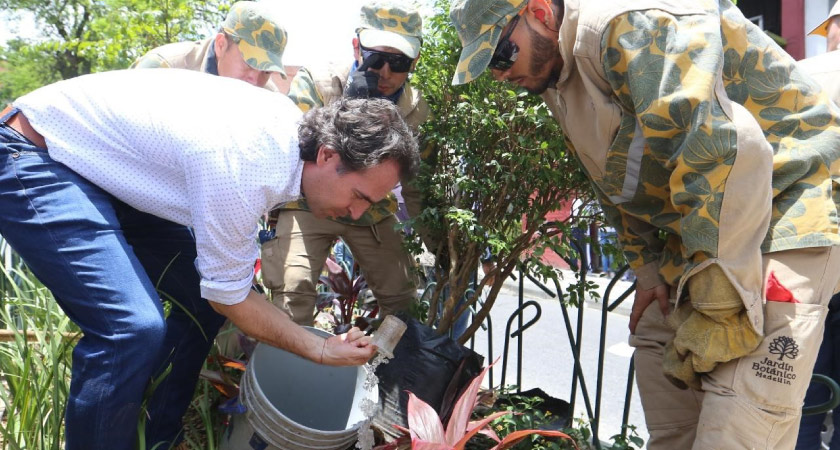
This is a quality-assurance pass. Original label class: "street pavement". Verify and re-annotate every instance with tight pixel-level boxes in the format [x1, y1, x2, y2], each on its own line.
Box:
[470, 268, 649, 447]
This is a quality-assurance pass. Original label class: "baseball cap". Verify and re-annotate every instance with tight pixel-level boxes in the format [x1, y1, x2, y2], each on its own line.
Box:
[222, 1, 288, 78]
[356, 1, 423, 59]
[810, 1, 840, 36]
[449, 0, 527, 85]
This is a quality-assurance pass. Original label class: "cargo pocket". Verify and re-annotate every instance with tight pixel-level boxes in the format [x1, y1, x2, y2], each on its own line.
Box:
[731, 301, 826, 411]
[259, 238, 285, 291]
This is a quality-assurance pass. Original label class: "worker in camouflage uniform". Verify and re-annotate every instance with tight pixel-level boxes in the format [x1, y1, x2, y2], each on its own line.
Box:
[450, 0, 840, 448]
[795, 9, 840, 447]
[260, 0, 429, 325]
[132, 1, 287, 90]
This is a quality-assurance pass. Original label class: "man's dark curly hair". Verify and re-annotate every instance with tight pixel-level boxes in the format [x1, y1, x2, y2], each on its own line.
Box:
[298, 98, 419, 179]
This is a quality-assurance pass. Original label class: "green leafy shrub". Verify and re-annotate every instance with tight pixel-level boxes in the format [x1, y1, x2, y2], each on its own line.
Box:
[410, 0, 595, 342]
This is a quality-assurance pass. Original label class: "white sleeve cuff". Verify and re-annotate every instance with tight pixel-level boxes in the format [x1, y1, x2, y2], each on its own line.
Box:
[200, 276, 253, 305]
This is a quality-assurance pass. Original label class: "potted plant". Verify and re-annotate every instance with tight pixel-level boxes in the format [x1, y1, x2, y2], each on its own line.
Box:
[376, 361, 578, 450]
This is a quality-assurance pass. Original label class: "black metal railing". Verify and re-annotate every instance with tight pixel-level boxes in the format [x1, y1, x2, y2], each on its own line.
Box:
[464, 241, 840, 449]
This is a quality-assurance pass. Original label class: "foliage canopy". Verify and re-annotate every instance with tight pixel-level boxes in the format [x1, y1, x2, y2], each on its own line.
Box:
[0, 0, 225, 103]
[410, 0, 593, 342]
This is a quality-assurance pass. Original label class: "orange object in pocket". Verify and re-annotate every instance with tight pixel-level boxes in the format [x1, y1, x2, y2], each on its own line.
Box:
[766, 271, 799, 303]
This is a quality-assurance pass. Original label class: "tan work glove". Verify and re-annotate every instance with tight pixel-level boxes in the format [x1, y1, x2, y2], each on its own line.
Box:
[662, 264, 763, 390]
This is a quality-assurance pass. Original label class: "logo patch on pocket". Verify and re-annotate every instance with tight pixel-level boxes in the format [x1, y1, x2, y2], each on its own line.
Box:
[751, 335, 799, 385]
[769, 336, 799, 361]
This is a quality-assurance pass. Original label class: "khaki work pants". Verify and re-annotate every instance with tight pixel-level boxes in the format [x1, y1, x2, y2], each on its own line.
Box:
[260, 209, 417, 326]
[631, 246, 840, 450]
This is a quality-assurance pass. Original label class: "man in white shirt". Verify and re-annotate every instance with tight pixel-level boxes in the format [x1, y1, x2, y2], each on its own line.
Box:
[0, 68, 418, 450]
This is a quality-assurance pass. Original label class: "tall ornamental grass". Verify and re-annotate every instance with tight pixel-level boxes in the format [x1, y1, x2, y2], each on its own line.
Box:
[0, 239, 226, 449]
[0, 244, 76, 449]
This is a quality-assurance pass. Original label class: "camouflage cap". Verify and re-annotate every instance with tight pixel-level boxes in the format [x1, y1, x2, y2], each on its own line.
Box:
[356, 1, 423, 59]
[809, 1, 840, 36]
[222, 1, 288, 78]
[449, 0, 527, 85]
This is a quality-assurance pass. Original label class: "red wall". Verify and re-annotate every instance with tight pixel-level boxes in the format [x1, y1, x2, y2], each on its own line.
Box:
[537, 200, 573, 269]
[782, 0, 806, 60]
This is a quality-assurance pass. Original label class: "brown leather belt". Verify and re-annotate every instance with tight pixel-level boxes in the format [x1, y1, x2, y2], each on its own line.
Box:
[1, 105, 47, 148]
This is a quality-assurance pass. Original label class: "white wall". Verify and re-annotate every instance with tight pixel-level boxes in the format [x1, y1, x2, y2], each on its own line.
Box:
[806, 0, 835, 57]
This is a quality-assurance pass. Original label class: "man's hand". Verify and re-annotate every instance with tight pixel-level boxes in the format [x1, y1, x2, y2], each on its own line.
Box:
[629, 283, 669, 334]
[211, 291, 376, 366]
[344, 54, 381, 98]
[321, 327, 376, 366]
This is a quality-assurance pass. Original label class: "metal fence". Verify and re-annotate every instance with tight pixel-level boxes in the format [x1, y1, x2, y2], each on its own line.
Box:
[464, 247, 840, 449]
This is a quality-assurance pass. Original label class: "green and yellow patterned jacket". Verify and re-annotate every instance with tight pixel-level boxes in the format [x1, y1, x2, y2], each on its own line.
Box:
[278, 62, 430, 226]
[544, 0, 840, 333]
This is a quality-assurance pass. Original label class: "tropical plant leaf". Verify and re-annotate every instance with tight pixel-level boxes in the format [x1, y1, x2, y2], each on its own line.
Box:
[471, 420, 501, 443]
[324, 257, 353, 296]
[444, 359, 498, 443]
[316, 291, 341, 310]
[214, 354, 246, 371]
[324, 255, 344, 275]
[450, 411, 512, 448]
[198, 368, 238, 398]
[407, 392, 446, 443]
[352, 274, 369, 297]
[411, 440, 453, 450]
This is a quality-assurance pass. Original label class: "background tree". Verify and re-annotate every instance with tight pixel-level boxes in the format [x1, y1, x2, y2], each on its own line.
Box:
[0, 0, 225, 104]
[411, 0, 597, 343]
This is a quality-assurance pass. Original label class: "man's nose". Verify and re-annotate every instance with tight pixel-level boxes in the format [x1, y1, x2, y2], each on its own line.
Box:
[243, 68, 270, 87]
[348, 204, 366, 220]
[378, 63, 392, 79]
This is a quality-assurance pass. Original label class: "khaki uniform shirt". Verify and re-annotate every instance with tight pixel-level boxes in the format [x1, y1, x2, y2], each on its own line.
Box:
[280, 62, 431, 226]
[799, 51, 840, 105]
[132, 38, 280, 92]
[543, 0, 840, 333]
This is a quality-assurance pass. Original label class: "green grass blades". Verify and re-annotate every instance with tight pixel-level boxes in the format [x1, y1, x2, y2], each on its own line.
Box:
[0, 265, 76, 450]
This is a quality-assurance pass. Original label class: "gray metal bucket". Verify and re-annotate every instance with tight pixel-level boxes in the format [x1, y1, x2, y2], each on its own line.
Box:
[221, 328, 377, 450]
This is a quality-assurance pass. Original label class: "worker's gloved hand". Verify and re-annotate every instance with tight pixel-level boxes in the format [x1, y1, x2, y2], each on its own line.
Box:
[344, 55, 381, 99]
[662, 264, 763, 390]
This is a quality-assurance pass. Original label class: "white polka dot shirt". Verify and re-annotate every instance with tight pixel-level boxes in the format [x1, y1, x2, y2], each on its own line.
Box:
[14, 69, 304, 305]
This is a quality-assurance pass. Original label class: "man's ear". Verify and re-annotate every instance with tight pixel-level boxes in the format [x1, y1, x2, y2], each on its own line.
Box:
[317, 145, 338, 165]
[529, 0, 556, 30]
[410, 52, 420, 72]
[214, 32, 228, 54]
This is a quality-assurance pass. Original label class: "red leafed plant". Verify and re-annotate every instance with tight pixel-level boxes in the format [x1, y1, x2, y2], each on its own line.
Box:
[376, 360, 578, 450]
[317, 256, 377, 334]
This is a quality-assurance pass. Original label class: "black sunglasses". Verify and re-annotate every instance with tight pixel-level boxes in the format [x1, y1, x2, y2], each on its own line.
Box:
[359, 45, 414, 73]
[489, 14, 522, 71]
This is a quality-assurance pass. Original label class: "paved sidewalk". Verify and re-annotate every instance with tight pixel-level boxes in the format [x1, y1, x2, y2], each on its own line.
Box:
[496, 268, 636, 316]
[476, 268, 647, 446]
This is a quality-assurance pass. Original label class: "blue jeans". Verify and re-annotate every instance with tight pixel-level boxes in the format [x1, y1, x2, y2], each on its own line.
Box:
[424, 266, 470, 340]
[797, 292, 840, 450]
[0, 110, 226, 449]
[436, 285, 470, 340]
[599, 230, 618, 275]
